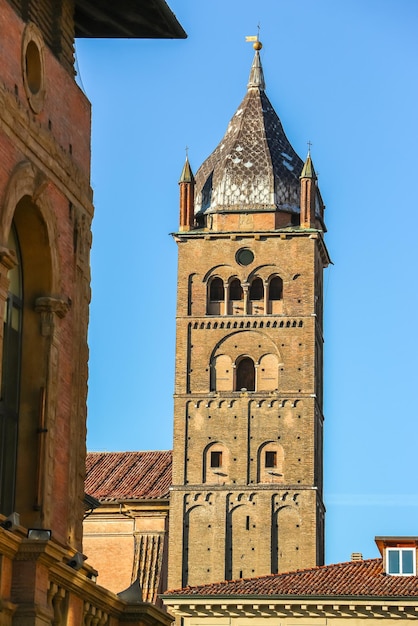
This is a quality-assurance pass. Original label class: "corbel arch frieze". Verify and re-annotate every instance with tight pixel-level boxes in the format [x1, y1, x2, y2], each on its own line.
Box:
[0, 160, 60, 292]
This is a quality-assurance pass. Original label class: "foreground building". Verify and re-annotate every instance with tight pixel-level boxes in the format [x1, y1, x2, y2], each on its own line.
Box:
[163, 537, 418, 624]
[0, 1, 184, 624]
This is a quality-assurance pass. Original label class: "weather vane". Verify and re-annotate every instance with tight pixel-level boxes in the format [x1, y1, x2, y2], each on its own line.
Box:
[245, 23, 262, 50]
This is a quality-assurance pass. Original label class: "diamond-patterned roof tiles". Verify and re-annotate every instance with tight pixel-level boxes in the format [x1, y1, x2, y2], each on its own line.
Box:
[164, 558, 418, 598]
[194, 50, 304, 215]
[85, 450, 172, 500]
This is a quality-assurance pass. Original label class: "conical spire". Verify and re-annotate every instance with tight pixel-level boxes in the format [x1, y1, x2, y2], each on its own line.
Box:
[300, 150, 317, 180]
[247, 45, 265, 91]
[179, 156, 195, 183]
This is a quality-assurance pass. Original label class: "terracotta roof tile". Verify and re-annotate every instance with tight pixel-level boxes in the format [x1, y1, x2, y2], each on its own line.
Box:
[85, 450, 172, 500]
[164, 558, 418, 598]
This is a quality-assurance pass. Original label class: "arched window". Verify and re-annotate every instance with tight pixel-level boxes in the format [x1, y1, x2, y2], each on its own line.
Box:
[203, 442, 229, 483]
[0, 225, 23, 515]
[229, 279, 243, 301]
[269, 276, 283, 300]
[235, 357, 255, 391]
[258, 442, 285, 484]
[249, 277, 263, 300]
[209, 277, 223, 301]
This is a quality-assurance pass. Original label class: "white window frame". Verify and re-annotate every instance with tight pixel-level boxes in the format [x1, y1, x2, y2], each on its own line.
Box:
[386, 547, 416, 576]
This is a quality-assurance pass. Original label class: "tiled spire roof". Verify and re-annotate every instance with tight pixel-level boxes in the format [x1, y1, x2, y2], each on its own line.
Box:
[194, 48, 304, 215]
[164, 558, 418, 598]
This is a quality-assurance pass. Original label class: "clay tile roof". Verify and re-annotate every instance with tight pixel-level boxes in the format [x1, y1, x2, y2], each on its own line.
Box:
[164, 558, 418, 598]
[85, 450, 172, 501]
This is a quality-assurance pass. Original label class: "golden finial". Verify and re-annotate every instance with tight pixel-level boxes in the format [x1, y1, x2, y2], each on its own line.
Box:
[253, 41, 262, 50]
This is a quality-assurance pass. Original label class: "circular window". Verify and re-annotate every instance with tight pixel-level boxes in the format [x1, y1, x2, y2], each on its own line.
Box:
[236, 248, 254, 266]
[22, 24, 45, 113]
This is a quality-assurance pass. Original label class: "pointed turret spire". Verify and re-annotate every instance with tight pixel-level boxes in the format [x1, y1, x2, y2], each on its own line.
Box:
[179, 155, 195, 231]
[300, 148, 317, 180]
[247, 41, 265, 91]
[300, 149, 317, 229]
[179, 154, 195, 184]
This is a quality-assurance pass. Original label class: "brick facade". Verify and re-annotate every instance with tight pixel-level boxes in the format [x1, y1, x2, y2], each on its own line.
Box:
[0, 1, 184, 624]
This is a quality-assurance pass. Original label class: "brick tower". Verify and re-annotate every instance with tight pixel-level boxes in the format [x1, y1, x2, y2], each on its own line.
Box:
[168, 42, 330, 590]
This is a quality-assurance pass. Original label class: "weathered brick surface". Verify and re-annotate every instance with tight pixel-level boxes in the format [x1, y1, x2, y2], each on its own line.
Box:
[169, 228, 328, 590]
[0, 0, 92, 549]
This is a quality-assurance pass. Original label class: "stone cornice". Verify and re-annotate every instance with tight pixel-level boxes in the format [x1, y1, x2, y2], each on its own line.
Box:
[0, 82, 93, 215]
[162, 597, 418, 619]
[0, 526, 22, 558]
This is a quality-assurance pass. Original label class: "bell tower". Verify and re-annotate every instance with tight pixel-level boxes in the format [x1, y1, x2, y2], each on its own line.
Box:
[168, 42, 330, 590]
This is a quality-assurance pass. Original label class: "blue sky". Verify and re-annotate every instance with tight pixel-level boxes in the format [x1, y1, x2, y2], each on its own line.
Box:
[76, 0, 418, 567]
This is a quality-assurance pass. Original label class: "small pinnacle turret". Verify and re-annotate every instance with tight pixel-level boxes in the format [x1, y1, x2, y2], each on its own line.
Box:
[300, 150, 317, 180]
[179, 156, 195, 231]
[300, 151, 317, 229]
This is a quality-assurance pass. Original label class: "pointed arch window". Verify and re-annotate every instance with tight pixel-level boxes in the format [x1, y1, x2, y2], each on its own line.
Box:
[0, 225, 23, 515]
[235, 357, 255, 391]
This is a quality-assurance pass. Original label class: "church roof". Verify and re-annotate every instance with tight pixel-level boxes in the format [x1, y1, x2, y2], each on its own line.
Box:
[85, 450, 172, 500]
[164, 558, 418, 598]
[194, 47, 304, 216]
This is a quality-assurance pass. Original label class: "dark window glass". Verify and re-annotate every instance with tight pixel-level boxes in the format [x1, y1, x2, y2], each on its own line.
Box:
[402, 550, 414, 574]
[209, 278, 224, 301]
[249, 278, 263, 301]
[265, 451, 277, 468]
[210, 451, 222, 468]
[236, 357, 255, 391]
[388, 550, 400, 574]
[229, 279, 243, 301]
[269, 276, 283, 300]
[0, 226, 22, 516]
